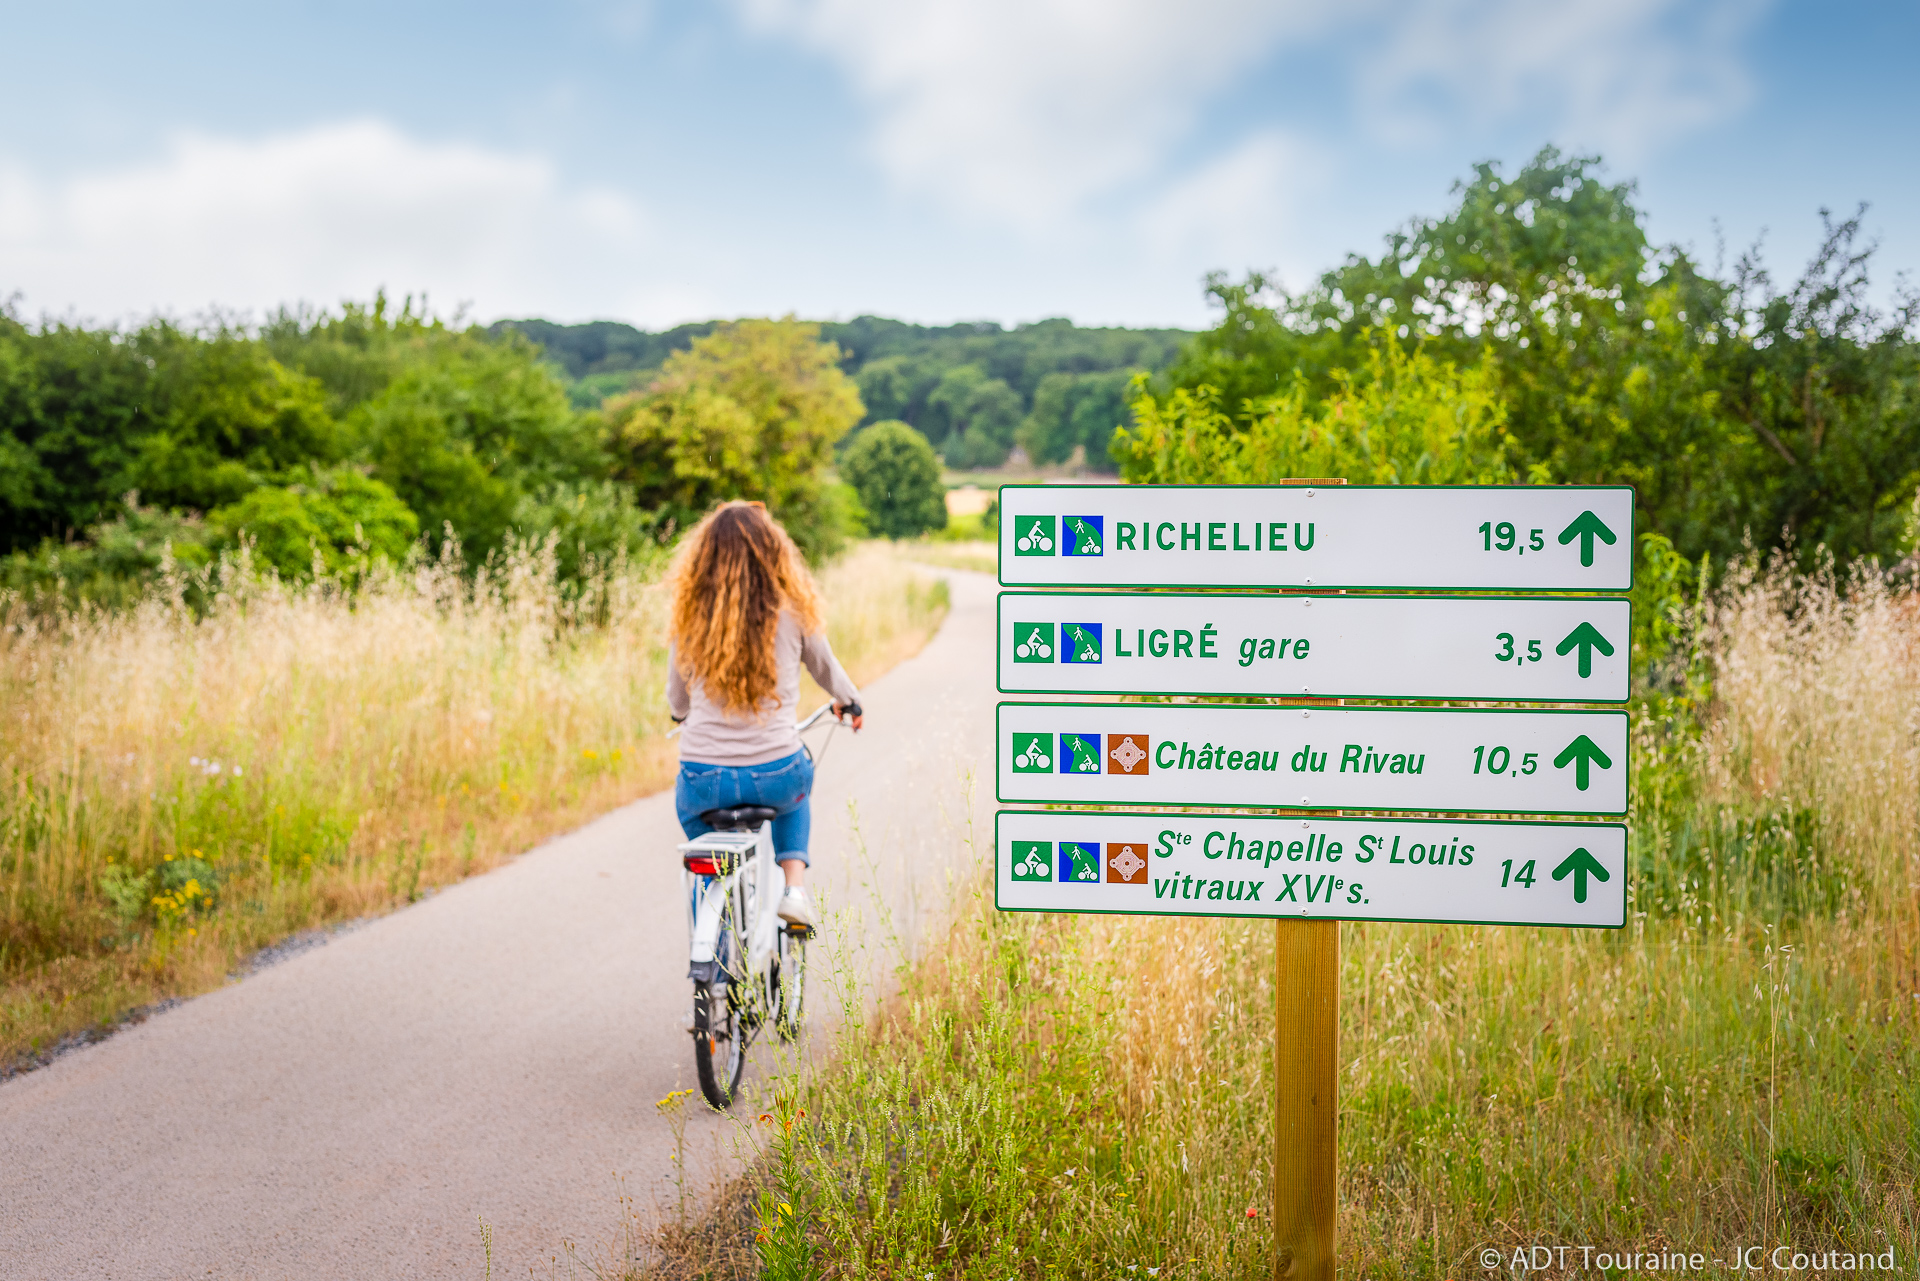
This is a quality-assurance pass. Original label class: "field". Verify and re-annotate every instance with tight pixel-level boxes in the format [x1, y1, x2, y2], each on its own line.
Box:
[653, 553, 1919, 1281]
[0, 541, 949, 1070]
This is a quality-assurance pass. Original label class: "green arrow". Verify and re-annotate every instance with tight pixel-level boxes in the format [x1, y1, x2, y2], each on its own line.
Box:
[1552, 734, 1614, 791]
[1551, 847, 1610, 904]
[1556, 509, 1618, 567]
[1554, 621, 1616, 678]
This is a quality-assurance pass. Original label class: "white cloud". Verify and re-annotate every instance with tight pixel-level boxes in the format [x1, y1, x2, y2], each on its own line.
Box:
[0, 120, 654, 325]
[1137, 130, 1329, 284]
[738, 0, 1765, 241]
[735, 0, 1333, 231]
[1358, 0, 1768, 161]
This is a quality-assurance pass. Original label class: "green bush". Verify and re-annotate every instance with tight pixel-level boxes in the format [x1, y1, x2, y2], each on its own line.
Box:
[1116, 331, 1522, 485]
[208, 468, 419, 579]
[508, 479, 669, 581]
[839, 421, 947, 539]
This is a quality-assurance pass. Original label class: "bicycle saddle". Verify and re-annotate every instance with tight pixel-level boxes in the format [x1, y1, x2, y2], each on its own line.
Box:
[700, 805, 779, 832]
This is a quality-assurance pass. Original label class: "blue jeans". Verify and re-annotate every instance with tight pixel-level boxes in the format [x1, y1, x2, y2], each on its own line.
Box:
[675, 750, 814, 865]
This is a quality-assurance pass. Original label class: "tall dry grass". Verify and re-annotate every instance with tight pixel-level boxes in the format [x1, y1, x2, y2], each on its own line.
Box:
[732, 552, 1917, 1281]
[0, 540, 949, 1067]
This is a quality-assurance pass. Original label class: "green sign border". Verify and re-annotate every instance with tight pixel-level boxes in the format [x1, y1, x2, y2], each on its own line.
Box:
[993, 810, 1628, 929]
[994, 590, 1633, 705]
[994, 482, 1638, 592]
[994, 700, 1631, 818]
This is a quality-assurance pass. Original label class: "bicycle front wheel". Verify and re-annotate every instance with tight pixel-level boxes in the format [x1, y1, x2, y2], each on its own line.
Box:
[773, 925, 808, 1043]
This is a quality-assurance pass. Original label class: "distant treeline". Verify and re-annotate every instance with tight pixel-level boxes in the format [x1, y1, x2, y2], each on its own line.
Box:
[495, 315, 1189, 471]
[4, 144, 1912, 602]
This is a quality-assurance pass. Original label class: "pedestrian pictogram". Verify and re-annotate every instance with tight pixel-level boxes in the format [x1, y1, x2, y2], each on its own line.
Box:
[1058, 840, 1100, 882]
[1061, 622, 1102, 664]
[1063, 515, 1103, 557]
[1061, 733, 1102, 774]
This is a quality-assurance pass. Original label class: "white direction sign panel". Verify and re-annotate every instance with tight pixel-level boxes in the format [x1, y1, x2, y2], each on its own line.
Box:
[998, 484, 1634, 591]
[998, 592, 1631, 703]
[997, 701, 1629, 817]
[996, 810, 1626, 929]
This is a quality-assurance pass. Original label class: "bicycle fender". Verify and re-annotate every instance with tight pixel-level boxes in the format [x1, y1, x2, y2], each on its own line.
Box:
[689, 870, 738, 965]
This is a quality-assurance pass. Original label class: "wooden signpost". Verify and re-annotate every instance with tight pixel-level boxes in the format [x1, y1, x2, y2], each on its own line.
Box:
[994, 479, 1633, 1281]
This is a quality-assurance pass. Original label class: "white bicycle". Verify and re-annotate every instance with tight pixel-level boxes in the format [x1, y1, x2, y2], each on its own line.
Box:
[676, 703, 845, 1108]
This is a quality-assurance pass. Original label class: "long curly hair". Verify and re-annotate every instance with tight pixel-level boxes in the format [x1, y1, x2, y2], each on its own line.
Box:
[667, 501, 823, 716]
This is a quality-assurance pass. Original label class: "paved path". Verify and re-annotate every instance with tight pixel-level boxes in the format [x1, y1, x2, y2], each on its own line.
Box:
[0, 569, 996, 1280]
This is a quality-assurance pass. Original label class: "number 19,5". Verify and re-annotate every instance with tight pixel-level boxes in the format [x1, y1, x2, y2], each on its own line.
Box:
[1479, 522, 1545, 553]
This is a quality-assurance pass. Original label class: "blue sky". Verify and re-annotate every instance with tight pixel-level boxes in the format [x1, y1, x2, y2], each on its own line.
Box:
[2, 0, 1913, 331]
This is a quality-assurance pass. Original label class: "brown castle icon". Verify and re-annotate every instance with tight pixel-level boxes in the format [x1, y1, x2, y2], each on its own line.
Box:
[1107, 734, 1149, 775]
[1107, 842, 1148, 883]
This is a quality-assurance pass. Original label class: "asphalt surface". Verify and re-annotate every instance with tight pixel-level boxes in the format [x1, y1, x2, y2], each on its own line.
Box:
[0, 568, 995, 1280]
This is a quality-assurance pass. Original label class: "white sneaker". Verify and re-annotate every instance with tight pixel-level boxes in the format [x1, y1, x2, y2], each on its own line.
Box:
[776, 887, 818, 928]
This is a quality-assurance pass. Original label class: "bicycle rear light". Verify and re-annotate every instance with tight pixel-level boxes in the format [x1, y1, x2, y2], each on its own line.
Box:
[683, 854, 720, 875]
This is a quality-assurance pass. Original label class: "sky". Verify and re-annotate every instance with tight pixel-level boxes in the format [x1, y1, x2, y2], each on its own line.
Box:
[1, 0, 1914, 332]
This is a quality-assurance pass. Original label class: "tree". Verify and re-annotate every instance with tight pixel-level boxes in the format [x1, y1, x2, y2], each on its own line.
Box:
[1018, 370, 1133, 468]
[604, 319, 864, 560]
[923, 365, 1022, 467]
[1710, 209, 1920, 562]
[127, 331, 341, 512]
[840, 421, 947, 539]
[352, 332, 595, 562]
[1118, 333, 1519, 486]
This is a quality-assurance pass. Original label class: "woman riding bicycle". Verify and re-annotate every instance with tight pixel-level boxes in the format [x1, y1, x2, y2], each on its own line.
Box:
[666, 500, 863, 929]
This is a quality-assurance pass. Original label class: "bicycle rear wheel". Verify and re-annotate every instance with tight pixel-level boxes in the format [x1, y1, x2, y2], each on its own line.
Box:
[692, 924, 745, 1108]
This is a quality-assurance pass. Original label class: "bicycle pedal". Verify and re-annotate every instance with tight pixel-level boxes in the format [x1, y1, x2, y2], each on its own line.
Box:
[783, 923, 816, 940]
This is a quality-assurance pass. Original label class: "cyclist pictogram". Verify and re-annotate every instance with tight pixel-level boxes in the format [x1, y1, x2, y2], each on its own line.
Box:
[1013, 623, 1055, 663]
[1011, 733, 1054, 772]
[1011, 841, 1053, 880]
[1014, 516, 1056, 555]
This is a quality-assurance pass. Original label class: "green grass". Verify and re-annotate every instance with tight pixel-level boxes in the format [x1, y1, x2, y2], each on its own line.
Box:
[627, 552, 1919, 1281]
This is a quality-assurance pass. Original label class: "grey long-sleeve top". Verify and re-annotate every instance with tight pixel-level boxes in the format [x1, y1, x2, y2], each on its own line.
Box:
[667, 611, 860, 766]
